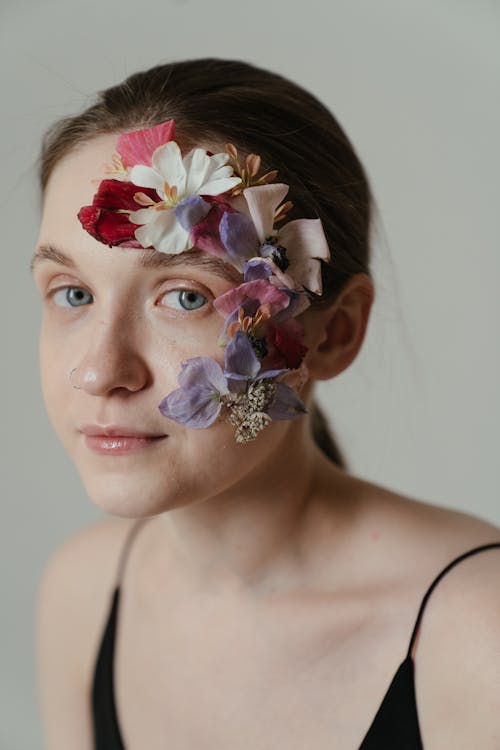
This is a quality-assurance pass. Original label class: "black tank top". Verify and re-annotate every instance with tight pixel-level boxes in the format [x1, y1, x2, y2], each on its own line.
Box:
[90, 521, 500, 749]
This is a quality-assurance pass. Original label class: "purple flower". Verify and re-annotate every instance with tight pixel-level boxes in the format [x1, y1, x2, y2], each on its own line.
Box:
[224, 330, 287, 382]
[219, 211, 259, 261]
[265, 382, 307, 421]
[158, 357, 229, 428]
[242, 258, 273, 282]
[174, 195, 211, 231]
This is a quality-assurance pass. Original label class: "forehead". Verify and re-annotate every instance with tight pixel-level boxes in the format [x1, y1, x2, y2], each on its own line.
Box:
[42, 133, 124, 222]
[37, 134, 241, 283]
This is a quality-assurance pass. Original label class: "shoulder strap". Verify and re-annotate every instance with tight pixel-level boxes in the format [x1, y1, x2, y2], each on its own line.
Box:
[406, 541, 500, 658]
[114, 517, 151, 588]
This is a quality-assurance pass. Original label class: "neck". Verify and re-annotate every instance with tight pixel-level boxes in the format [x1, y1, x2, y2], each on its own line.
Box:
[154, 416, 353, 598]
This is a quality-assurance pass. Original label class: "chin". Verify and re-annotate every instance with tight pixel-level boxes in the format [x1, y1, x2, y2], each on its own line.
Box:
[79, 471, 191, 518]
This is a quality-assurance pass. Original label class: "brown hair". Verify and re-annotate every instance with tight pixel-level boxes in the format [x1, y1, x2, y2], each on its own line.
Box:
[38, 57, 374, 470]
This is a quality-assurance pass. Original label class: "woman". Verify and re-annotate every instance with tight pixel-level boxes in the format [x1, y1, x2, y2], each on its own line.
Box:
[34, 58, 500, 749]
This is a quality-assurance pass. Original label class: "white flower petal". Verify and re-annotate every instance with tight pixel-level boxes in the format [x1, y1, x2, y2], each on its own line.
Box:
[129, 165, 164, 194]
[129, 207, 157, 226]
[279, 218, 331, 294]
[199, 174, 242, 196]
[152, 142, 187, 195]
[155, 218, 191, 254]
[243, 184, 289, 242]
[133, 210, 176, 249]
[183, 148, 212, 194]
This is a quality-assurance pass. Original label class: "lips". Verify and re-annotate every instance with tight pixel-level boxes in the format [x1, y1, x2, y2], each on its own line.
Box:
[80, 424, 167, 438]
[80, 424, 168, 456]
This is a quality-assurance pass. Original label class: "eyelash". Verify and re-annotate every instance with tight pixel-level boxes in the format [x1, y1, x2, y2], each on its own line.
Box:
[48, 285, 210, 312]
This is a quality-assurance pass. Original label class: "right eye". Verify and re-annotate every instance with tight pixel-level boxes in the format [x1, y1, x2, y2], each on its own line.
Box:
[52, 286, 93, 307]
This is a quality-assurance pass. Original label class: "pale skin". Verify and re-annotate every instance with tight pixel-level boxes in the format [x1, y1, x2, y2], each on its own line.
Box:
[34, 134, 500, 749]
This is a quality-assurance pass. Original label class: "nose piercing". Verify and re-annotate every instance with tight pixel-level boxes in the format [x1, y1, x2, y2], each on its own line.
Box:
[69, 367, 82, 390]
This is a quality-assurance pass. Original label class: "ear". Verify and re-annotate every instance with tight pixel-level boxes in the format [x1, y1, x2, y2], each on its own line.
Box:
[303, 273, 375, 381]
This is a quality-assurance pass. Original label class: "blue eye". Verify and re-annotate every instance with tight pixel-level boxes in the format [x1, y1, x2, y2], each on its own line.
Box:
[160, 289, 208, 311]
[53, 287, 93, 307]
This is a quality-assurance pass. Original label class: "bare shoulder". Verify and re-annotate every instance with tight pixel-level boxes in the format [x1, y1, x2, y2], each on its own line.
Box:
[37, 515, 140, 673]
[355, 481, 500, 744]
[35, 515, 140, 749]
[357, 477, 500, 576]
[383, 495, 500, 747]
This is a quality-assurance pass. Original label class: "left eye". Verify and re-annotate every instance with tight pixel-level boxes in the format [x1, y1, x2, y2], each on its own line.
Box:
[160, 289, 208, 311]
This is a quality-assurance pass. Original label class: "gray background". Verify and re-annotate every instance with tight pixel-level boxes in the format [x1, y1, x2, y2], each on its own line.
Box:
[1, 0, 499, 747]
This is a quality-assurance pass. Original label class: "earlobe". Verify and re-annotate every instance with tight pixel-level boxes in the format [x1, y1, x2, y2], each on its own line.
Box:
[305, 274, 375, 381]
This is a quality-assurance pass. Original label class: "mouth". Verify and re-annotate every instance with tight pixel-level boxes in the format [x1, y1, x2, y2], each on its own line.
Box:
[79, 424, 168, 455]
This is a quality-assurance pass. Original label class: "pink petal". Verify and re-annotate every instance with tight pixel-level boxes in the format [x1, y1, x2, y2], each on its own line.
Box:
[213, 279, 291, 318]
[242, 184, 289, 241]
[116, 119, 176, 167]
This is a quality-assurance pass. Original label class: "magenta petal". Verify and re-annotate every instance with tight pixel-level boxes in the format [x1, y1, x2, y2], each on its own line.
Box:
[116, 119, 176, 167]
[213, 279, 291, 318]
[190, 202, 235, 257]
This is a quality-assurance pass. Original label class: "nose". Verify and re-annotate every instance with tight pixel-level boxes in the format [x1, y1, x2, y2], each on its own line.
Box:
[71, 316, 151, 396]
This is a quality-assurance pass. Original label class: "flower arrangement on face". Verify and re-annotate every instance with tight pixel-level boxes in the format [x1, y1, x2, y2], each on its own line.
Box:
[78, 120, 331, 443]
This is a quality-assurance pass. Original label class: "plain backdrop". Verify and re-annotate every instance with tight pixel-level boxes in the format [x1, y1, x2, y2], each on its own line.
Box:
[1, 0, 499, 747]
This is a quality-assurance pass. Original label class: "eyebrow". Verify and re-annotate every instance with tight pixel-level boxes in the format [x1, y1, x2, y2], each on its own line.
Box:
[30, 243, 242, 284]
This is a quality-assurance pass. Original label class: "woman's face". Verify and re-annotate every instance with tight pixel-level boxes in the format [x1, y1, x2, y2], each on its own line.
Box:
[33, 135, 308, 517]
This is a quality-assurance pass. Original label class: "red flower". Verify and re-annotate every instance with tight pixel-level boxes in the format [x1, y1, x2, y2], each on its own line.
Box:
[77, 179, 158, 247]
[265, 318, 308, 370]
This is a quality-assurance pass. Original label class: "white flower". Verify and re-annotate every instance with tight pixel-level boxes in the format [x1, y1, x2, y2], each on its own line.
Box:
[128, 141, 241, 254]
[232, 184, 331, 295]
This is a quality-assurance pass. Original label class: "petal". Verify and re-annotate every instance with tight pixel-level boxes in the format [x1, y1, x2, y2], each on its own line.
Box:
[174, 195, 211, 231]
[268, 319, 308, 369]
[91, 179, 159, 210]
[128, 165, 164, 194]
[219, 211, 259, 260]
[178, 356, 229, 395]
[78, 205, 143, 247]
[184, 149, 241, 195]
[199, 171, 242, 196]
[129, 207, 159, 226]
[278, 218, 331, 295]
[265, 382, 307, 421]
[242, 184, 289, 242]
[183, 148, 212, 195]
[213, 279, 290, 319]
[224, 329, 261, 379]
[151, 141, 187, 195]
[272, 290, 311, 322]
[132, 210, 188, 253]
[158, 386, 222, 428]
[116, 120, 176, 167]
[242, 258, 273, 282]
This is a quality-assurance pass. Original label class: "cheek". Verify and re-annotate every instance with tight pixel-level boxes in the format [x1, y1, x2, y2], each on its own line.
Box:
[150, 317, 225, 382]
[38, 321, 70, 430]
